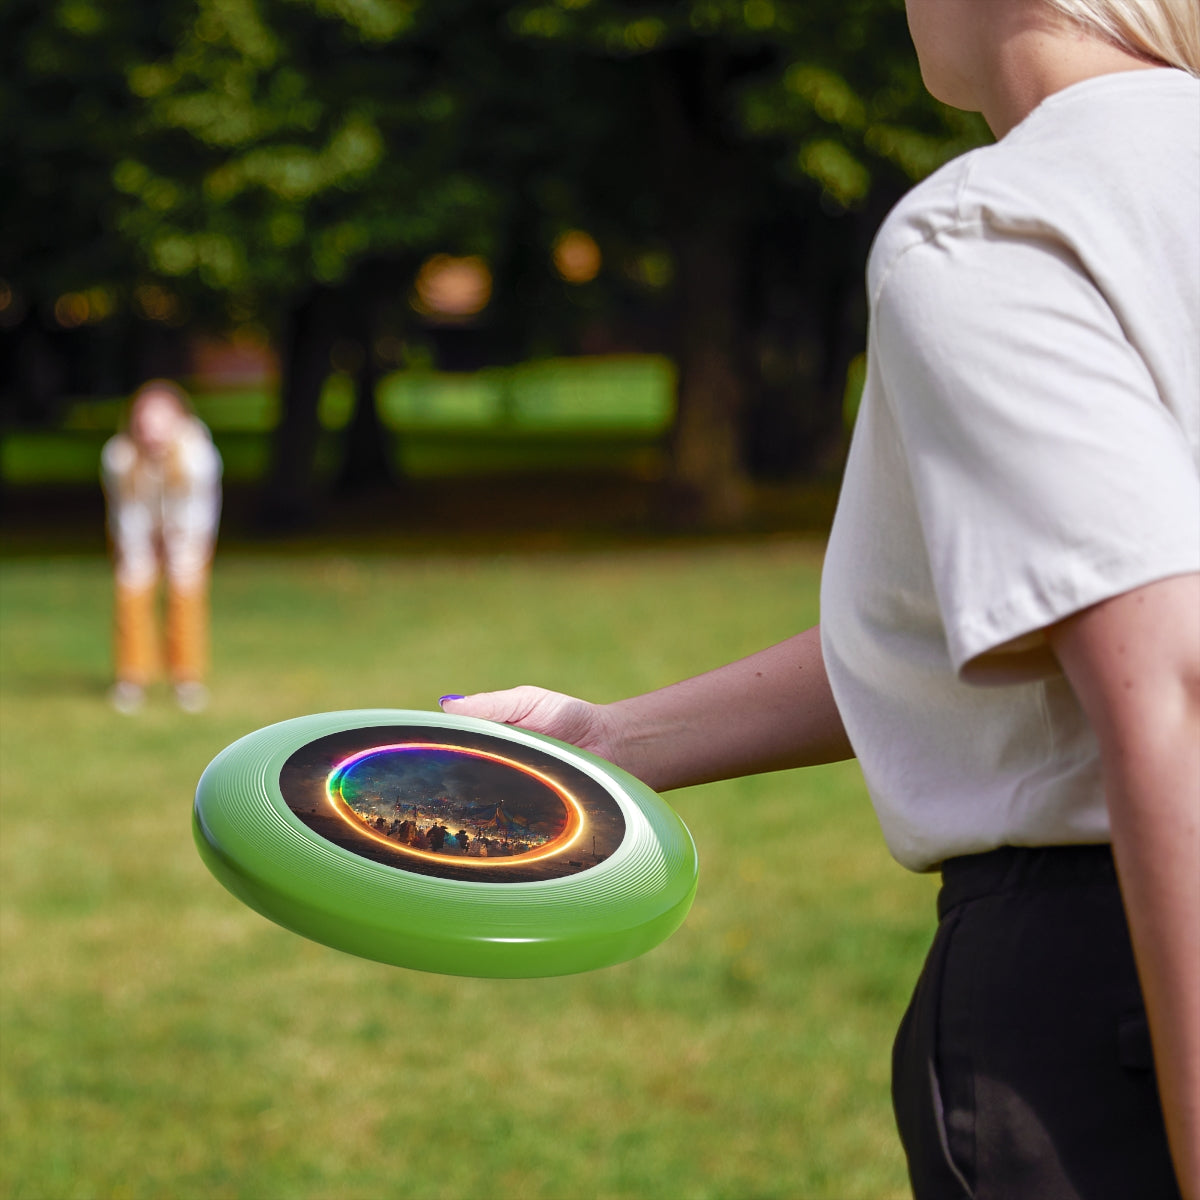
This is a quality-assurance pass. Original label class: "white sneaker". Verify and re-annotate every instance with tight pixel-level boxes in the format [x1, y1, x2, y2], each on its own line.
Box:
[109, 681, 145, 715]
[174, 681, 210, 713]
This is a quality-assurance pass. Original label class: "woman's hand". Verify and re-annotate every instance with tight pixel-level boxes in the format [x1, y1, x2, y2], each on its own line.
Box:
[440, 687, 624, 763]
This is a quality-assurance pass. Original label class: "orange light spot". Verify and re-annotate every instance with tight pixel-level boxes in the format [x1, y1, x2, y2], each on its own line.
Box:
[411, 255, 492, 319]
[54, 293, 90, 328]
[553, 230, 602, 284]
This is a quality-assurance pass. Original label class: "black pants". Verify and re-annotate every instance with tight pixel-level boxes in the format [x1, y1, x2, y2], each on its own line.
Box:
[892, 845, 1180, 1200]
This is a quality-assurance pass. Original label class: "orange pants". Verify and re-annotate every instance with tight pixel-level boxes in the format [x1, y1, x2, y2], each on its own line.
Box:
[114, 572, 209, 686]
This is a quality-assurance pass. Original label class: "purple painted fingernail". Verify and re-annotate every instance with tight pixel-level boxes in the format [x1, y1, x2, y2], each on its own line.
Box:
[438, 694, 465, 707]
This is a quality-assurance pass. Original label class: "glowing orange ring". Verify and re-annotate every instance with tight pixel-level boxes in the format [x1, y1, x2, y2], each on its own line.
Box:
[326, 743, 585, 868]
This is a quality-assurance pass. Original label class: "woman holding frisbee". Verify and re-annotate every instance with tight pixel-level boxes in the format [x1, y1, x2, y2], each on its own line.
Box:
[444, 0, 1199, 1195]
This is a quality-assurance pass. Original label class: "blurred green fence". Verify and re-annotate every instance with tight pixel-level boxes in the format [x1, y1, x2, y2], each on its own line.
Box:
[0, 355, 676, 485]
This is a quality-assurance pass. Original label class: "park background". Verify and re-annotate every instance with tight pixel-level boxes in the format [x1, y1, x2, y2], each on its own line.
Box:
[1, 3, 989, 1196]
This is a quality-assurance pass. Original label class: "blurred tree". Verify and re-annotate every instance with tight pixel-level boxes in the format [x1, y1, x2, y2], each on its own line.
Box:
[103, 0, 498, 523]
[111, 0, 627, 524]
[2, 0, 987, 524]
[0, 0, 171, 420]
[504, 0, 989, 519]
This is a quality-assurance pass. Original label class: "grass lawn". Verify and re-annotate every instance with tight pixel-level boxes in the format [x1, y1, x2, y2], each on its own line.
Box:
[0, 539, 937, 1200]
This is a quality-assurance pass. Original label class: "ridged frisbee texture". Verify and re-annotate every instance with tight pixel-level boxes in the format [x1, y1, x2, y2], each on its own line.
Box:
[193, 709, 699, 977]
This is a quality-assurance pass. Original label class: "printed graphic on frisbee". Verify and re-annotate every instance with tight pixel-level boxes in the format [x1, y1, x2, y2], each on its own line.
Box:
[278, 724, 626, 883]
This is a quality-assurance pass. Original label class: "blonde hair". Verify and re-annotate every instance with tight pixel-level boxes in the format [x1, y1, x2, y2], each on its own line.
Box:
[124, 379, 197, 492]
[129, 378, 193, 421]
[1044, 0, 1200, 74]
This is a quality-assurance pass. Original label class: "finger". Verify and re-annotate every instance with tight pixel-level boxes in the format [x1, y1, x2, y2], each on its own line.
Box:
[439, 687, 544, 726]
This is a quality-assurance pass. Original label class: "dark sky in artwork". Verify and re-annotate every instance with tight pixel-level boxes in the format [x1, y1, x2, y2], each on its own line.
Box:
[337, 746, 569, 835]
[278, 725, 627, 884]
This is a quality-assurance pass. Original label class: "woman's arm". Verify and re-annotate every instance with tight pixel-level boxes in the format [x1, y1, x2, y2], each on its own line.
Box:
[1049, 572, 1200, 1200]
[442, 624, 854, 792]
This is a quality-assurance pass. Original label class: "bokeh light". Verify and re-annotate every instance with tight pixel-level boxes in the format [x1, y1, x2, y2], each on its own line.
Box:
[54, 294, 89, 328]
[411, 254, 493, 319]
[52, 287, 116, 329]
[553, 230, 602, 284]
[132, 283, 182, 324]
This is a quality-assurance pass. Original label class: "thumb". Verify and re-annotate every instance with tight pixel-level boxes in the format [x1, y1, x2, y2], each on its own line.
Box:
[438, 686, 602, 750]
[438, 686, 546, 726]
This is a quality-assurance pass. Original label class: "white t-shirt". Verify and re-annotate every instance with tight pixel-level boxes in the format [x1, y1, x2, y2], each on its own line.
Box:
[102, 417, 223, 589]
[820, 69, 1200, 872]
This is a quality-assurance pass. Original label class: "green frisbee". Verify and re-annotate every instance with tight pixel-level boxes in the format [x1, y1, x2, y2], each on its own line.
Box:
[193, 709, 698, 977]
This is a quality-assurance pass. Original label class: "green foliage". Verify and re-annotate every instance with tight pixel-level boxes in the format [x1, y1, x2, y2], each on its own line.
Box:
[3, 0, 989, 510]
[0, 1, 145, 301]
[111, 0, 481, 304]
[3, 0, 989, 319]
[0, 543, 937, 1199]
[504, 0, 988, 204]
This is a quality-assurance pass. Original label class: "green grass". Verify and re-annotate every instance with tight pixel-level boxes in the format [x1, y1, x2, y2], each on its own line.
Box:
[0, 541, 937, 1200]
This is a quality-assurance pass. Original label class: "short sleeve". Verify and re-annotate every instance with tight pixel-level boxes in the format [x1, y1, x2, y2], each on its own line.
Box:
[177, 420, 223, 486]
[100, 434, 136, 489]
[874, 227, 1200, 682]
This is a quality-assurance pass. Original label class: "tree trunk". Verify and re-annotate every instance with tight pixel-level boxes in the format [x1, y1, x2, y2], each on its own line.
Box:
[740, 197, 877, 481]
[650, 48, 752, 527]
[669, 229, 750, 525]
[260, 288, 336, 532]
[335, 331, 394, 496]
[3, 315, 68, 425]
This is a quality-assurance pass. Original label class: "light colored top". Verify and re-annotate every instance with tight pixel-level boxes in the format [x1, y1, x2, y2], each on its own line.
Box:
[101, 417, 223, 589]
[821, 69, 1200, 872]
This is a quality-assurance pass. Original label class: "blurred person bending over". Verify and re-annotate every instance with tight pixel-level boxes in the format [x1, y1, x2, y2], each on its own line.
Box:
[101, 380, 222, 713]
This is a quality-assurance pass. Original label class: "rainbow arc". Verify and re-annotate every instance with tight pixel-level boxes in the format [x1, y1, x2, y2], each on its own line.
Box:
[325, 743, 585, 867]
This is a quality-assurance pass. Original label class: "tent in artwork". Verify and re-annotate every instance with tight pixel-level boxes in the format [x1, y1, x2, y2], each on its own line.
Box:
[482, 800, 532, 835]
